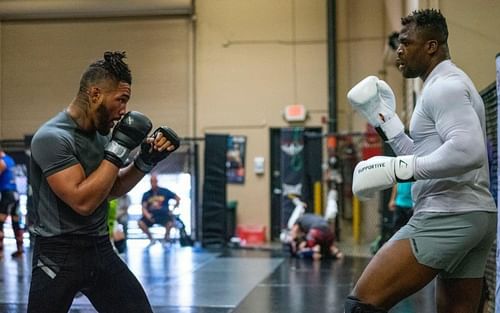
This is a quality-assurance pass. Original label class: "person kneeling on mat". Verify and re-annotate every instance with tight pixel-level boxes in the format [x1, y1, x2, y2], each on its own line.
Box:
[289, 213, 342, 260]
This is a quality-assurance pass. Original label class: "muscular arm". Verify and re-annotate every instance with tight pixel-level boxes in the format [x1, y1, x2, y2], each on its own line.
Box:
[109, 163, 146, 197]
[40, 124, 174, 216]
[414, 81, 485, 180]
[47, 160, 119, 216]
[388, 132, 414, 155]
[47, 160, 146, 216]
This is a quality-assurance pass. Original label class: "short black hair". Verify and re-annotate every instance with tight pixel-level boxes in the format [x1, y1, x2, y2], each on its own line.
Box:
[78, 51, 131, 94]
[401, 9, 448, 44]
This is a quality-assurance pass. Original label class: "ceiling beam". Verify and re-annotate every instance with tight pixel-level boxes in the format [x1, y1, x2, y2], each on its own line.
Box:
[0, 0, 193, 20]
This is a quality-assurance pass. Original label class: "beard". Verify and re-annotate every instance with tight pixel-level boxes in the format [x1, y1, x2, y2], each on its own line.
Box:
[402, 69, 416, 79]
[96, 103, 112, 136]
[402, 67, 420, 79]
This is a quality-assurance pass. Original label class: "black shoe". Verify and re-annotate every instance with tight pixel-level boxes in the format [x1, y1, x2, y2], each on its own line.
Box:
[11, 250, 23, 258]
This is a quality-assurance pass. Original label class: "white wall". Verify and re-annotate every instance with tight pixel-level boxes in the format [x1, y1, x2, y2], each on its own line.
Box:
[195, 0, 328, 228]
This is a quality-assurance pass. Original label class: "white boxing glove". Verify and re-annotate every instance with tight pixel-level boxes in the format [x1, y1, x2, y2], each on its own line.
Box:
[352, 155, 415, 200]
[347, 76, 404, 141]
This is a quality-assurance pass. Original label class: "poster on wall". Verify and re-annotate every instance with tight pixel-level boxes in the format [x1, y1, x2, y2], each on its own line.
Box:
[495, 52, 500, 312]
[226, 135, 246, 184]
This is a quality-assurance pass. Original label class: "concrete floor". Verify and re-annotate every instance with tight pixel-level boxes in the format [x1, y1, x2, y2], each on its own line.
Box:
[0, 238, 436, 313]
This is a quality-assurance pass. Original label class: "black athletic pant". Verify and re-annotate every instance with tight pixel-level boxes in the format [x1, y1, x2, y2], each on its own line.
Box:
[28, 235, 153, 313]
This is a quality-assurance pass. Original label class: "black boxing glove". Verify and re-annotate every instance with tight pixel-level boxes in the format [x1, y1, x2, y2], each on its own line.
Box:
[104, 111, 152, 168]
[134, 127, 180, 173]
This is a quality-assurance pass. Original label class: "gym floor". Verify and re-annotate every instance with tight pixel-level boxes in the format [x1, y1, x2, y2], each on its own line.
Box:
[0, 239, 435, 313]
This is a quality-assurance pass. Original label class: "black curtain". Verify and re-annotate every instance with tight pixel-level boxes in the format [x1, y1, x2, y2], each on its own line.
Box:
[201, 134, 228, 247]
[303, 130, 323, 212]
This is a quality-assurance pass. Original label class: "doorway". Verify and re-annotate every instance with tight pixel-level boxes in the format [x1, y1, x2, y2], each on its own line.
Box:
[124, 143, 199, 242]
[269, 127, 323, 241]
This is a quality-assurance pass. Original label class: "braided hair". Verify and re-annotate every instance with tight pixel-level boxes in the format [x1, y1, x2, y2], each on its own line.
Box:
[78, 51, 132, 95]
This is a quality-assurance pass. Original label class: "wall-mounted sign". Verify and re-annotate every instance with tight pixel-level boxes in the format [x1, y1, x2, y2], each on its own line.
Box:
[284, 104, 307, 122]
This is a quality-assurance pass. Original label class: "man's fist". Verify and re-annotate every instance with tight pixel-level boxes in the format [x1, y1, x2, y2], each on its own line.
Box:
[104, 111, 152, 168]
[352, 155, 415, 200]
[347, 76, 404, 141]
[134, 127, 180, 173]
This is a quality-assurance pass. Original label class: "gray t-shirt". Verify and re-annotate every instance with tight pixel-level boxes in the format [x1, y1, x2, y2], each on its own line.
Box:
[30, 111, 110, 236]
[296, 213, 329, 232]
[389, 60, 496, 214]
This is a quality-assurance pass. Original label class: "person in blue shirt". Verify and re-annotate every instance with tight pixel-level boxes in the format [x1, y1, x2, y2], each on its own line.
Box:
[0, 146, 23, 258]
[388, 182, 413, 234]
[138, 174, 180, 245]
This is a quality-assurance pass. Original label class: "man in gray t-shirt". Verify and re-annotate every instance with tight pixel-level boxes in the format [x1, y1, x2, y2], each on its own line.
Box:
[345, 9, 496, 313]
[28, 51, 178, 313]
[30, 112, 110, 237]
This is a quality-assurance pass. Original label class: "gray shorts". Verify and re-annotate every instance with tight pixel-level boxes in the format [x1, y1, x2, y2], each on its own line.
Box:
[390, 211, 496, 279]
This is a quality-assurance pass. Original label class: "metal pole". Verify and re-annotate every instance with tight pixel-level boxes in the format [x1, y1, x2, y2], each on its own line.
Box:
[327, 0, 337, 133]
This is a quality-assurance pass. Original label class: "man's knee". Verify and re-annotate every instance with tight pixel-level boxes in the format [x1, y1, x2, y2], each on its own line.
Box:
[344, 296, 387, 313]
